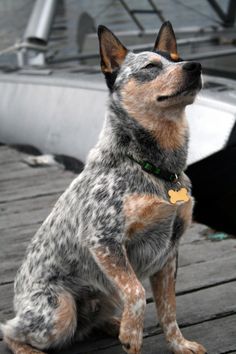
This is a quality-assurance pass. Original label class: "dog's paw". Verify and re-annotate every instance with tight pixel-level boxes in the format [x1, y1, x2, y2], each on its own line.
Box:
[170, 338, 206, 354]
[119, 325, 143, 354]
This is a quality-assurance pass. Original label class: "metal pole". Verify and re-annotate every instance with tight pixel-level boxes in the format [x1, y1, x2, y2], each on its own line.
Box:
[226, 0, 236, 27]
[118, 0, 145, 32]
[24, 0, 58, 45]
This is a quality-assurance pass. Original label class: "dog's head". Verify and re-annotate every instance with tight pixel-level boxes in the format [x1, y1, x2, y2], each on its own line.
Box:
[98, 21, 202, 111]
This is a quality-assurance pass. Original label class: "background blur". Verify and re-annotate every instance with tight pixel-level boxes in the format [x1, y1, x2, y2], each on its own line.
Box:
[0, 0, 231, 55]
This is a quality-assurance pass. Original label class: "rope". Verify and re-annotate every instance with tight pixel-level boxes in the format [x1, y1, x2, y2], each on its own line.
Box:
[0, 43, 20, 56]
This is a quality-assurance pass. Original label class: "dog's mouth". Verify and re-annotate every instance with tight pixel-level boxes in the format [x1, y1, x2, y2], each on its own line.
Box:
[157, 78, 201, 102]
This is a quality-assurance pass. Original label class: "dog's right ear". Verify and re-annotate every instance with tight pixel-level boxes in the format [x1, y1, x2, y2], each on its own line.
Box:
[98, 25, 128, 74]
[153, 21, 179, 60]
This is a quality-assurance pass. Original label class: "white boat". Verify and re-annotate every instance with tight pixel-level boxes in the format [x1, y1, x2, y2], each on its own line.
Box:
[0, 0, 235, 166]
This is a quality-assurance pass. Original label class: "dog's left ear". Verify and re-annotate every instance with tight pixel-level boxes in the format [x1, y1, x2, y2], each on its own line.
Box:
[98, 25, 128, 74]
[153, 21, 179, 60]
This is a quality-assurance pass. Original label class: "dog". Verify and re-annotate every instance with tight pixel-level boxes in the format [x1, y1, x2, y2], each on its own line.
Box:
[1, 21, 206, 354]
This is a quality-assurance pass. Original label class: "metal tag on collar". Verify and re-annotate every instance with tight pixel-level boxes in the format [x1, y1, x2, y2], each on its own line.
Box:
[169, 173, 179, 183]
[168, 187, 190, 204]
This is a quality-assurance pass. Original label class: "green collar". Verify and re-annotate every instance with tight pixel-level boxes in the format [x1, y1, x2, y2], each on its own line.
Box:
[127, 154, 179, 183]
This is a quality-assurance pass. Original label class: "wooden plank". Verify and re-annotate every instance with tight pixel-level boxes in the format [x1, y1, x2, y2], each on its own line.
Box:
[0, 179, 73, 203]
[78, 315, 236, 354]
[93, 315, 236, 354]
[0, 146, 41, 165]
[178, 237, 236, 267]
[0, 193, 61, 216]
[1, 146, 235, 354]
[0, 207, 54, 230]
[0, 283, 13, 323]
[144, 281, 236, 332]
[0, 160, 31, 174]
[0, 169, 74, 191]
[0, 147, 26, 164]
[180, 222, 208, 245]
[1, 251, 235, 300]
[143, 314, 236, 354]
[1, 277, 235, 345]
[25, 311, 235, 354]
[1, 219, 235, 286]
[0, 165, 62, 182]
[0, 225, 39, 246]
[145, 254, 236, 300]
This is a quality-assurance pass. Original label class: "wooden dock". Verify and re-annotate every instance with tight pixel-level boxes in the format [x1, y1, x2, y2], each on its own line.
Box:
[0, 145, 235, 354]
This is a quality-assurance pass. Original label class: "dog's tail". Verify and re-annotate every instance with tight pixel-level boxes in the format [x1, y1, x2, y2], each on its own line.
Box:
[1, 317, 23, 342]
[1, 318, 46, 354]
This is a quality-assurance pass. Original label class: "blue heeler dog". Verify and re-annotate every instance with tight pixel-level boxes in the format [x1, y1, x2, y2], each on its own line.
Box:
[1, 22, 206, 354]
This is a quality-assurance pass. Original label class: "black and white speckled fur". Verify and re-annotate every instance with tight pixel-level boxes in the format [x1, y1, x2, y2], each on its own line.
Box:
[1, 22, 205, 354]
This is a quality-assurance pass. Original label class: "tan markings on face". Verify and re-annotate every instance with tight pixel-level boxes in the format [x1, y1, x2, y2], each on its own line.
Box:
[170, 52, 180, 61]
[145, 54, 162, 66]
[54, 292, 77, 339]
[94, 248, 146, 353]
[121, 67, 188, 150]
[124, 194, 176, 239]
[152, 116, 187, 150]
[4, 336, 45, 354]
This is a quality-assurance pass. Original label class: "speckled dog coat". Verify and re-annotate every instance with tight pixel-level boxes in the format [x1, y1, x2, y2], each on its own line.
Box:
[1, 22, 206, 354]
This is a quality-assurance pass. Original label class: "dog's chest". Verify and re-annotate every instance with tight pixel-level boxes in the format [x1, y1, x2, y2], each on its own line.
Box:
[123, 193, 190, 278]
[123, 193, 176, 238]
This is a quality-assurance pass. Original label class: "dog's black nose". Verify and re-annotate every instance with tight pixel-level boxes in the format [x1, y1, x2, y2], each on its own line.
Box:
[183, 62, 201, 73]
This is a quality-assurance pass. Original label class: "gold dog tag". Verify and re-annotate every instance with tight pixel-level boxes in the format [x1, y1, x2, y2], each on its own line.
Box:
[168, 188, 190, 204]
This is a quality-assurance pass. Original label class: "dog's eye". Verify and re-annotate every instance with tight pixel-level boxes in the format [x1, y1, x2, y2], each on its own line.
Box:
[143, 63, 156, 69]
[142, 63, 162, 70]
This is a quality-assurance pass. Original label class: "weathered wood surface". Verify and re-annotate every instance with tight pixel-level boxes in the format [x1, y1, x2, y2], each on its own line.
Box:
[0, 145, 236, 354]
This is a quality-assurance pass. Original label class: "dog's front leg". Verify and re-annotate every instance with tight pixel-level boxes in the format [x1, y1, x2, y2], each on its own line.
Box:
[150, 256, 206, 354]
[91, 242, 146, 354]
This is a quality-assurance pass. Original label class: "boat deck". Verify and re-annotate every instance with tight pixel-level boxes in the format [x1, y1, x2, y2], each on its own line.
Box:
[0, 145, 235, 354]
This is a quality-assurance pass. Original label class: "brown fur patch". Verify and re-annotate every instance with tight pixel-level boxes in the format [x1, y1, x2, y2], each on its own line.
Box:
[94, 247, 144, 300]
[150, 256, 186, 350]
[150, 257, 177, 334]
[94, 247, 146, 353]
[177, 197, 194, 232]
[54, 292, 77, 341]
[127, 221, 145, 238]
[4, 336, 45, 354]
[150, 257, 206, 353]
[121, 75, 188, 150]
[153, 117, 188, 150]
[124, 194, 176, 239]
[170, 52, 179, 61]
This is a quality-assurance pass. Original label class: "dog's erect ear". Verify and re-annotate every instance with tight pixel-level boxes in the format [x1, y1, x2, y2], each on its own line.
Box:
[98, 25, 128, 74]
[153, 21, 179, 59]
